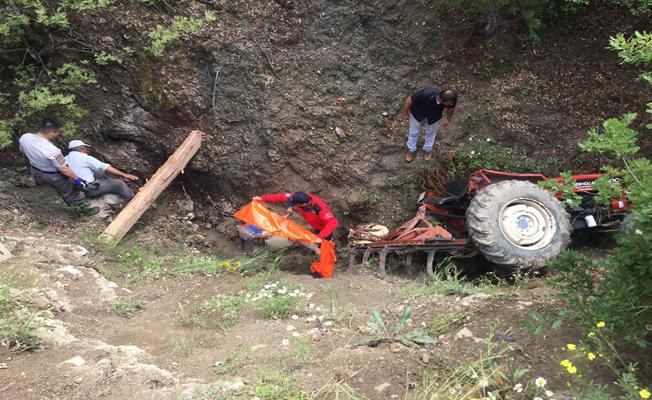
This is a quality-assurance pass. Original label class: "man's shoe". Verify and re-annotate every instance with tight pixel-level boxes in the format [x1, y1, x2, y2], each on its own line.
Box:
[423, 150, 433, 161]
[71, 203, 101, 216]
[404, 151, 416, 163]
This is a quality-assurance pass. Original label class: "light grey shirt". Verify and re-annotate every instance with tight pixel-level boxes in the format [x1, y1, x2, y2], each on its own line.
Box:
[64, 151, 110, 183]
[19, 133, 66, 172]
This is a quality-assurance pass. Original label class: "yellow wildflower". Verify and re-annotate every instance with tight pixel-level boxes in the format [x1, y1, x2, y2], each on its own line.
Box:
[640, 389, 651, 399]
[587, 352, 596, 360]
[567, 365, 577, 374]
[596, 321, 606, 328]
[560, 359, 572, 367]
[566, 343, 577, 351]
[588, 332, 595, 338]
[236, 261, 241, 267]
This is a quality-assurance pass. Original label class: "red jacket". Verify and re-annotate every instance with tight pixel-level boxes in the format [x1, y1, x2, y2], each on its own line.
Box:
[260, 193, 339, 239]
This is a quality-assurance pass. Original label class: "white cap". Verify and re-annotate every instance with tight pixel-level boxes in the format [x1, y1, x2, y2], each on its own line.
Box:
[68, 140, 92, 149]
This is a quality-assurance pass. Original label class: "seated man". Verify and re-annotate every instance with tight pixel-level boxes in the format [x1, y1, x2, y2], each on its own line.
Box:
[252, 191, 339, 242]
[65, 140, 139, 200]
[19, 119, 98, 215]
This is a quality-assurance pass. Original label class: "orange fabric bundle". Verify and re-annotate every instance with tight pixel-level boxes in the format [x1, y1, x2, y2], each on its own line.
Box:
[234, 201, 336, 278]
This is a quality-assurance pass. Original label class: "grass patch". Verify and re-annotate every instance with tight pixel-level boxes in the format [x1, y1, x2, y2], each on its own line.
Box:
[312, 383, 364, 400]
[0, 309, 52, 352]
[0, 276, 52, 352]
[200, 294, 246, 331]
[290, 338, 311, 363]
[407, 325, 524, 400]
[261, 295, 298, 319]
[214, 345, 250, 375]
[251, 371, 308, 399]
[170, 335, 194, 355]
[176, 293, 246, 332]
[111, 299, 144, 318]
[425, 309, 471, 337]
[400, 258, 512, 299]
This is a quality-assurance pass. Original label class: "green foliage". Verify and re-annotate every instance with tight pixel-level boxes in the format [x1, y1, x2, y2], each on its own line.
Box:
[357, 306, 435, 347]
[251, 371, 308, 399]
[111, 299, 144, 318]
[425, 309, 470, 338]
[579, 113, 639, 157]
[147, 12, 215, 56]
[199, 294, 246, 331]
[0, 309, 53, 352]
[549, 111, 652, 347]
[407, 325, 521, 400]
[94, 51, 123, 65]
[538, 171, 582, 207]
[450, 141, 539, 176]
[261, 294, 298, 319]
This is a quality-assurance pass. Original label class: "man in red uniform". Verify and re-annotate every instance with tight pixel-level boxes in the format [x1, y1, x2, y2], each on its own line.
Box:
[252, 191, 339, 242]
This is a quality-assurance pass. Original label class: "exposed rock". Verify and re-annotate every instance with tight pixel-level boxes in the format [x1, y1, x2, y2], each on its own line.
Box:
[15, 287, 71, 312]
[374, 382, 391, 392]
[37, 319, 79, 346]
[61, 356, 86, 367]
[454, 327, 474, 341]
[57, 265, 83, 279]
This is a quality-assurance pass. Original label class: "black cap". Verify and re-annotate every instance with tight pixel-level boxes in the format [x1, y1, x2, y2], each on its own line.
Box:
[291, 192, 310, 204]
[39, 118, 62, 132]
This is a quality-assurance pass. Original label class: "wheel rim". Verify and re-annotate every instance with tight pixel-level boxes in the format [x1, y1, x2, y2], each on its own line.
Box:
[499, 198, 556, 250]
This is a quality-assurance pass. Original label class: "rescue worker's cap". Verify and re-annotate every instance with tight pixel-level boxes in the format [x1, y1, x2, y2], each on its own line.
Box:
[290, 192, 310, 205]
[68, 140, 92, 149]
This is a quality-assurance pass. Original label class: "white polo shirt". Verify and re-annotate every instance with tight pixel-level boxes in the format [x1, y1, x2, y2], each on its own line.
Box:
[64, 151, 110, 183]
[19, 133, 66, 172]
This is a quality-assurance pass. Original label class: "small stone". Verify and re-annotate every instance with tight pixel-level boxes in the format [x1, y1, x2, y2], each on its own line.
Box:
[454, 327, 474, 340]
[62, 356, 86, 367]
[374, 382, 391, 392]
[0, 363, 7, 369]
[421, 352, 430, 363]
[57, 266, 83, 279]
[74, 377, 83, 384]
[381, 112, 389, 116]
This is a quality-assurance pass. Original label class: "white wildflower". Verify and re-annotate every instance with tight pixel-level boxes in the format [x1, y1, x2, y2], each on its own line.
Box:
[535, 377, 547, 388]
[286, 325, 295, 331]
[545, 390, 554, 397]
[534, 397, 543, 400]
[291, 314, 299, 320]
[281, 339, 289, 346]
[513, 383, 523, 393]
[292, 331, 301, 337]
[309, 303, 315, 309]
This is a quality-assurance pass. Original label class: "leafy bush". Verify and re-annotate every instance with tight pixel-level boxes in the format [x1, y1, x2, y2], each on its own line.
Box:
[147, 11, 216, 56]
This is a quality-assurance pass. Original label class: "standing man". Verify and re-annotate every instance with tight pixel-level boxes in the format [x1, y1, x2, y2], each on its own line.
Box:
[252, 192, 339, 242]
[65, 139, 138, 200]
[19, 119, 98, 214]
[400, 87, 457, 162]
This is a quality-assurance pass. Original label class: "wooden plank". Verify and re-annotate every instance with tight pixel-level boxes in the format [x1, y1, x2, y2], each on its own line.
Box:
[102, 130, 203, 242]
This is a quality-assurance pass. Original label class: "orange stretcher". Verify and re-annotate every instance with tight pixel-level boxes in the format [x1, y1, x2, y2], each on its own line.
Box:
[234, 201, 336, 278]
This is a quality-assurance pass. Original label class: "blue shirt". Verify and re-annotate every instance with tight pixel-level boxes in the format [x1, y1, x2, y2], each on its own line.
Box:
[64, 151, 110, 182]
[409, 87, 446, 125]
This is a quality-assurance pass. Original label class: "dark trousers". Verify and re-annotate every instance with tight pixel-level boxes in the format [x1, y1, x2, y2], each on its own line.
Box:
[31, 167, 86, 206]
[86, 178, 134, 200]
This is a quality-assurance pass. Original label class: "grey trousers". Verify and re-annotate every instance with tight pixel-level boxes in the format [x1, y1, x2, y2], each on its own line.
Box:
[86, 178, 134, 200]
[31, 167, 86, 206]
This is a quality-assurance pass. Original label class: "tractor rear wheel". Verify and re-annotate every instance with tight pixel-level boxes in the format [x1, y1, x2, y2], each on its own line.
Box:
[466, 180, 571, 267]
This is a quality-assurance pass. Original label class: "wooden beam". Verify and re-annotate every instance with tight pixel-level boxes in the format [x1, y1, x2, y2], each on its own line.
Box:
[102, 130, 203, 242]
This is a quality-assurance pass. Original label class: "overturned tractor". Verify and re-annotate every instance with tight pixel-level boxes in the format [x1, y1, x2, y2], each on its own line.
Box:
[349, 169, 630, 275]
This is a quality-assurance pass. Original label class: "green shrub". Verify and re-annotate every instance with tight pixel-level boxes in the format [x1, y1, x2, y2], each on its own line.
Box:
[147, 11, 216, 56]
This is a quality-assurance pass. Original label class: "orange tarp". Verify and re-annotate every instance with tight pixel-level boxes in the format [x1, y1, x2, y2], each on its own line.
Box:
[234, 201, 336, 278]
